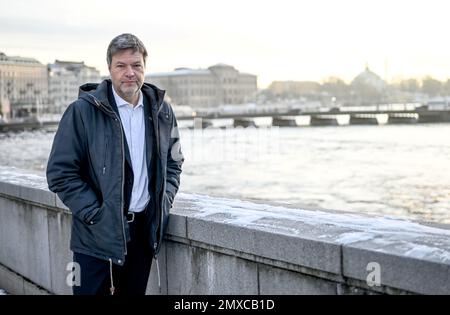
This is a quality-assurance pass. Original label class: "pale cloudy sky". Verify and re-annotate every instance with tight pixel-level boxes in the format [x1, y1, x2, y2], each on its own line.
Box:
[1, 0, 449, 88]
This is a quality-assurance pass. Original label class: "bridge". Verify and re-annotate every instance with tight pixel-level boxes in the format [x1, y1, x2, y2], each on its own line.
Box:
[0, 116, 60, 132]
[176, 103, 450, 127]
[1, 104, 450, 132]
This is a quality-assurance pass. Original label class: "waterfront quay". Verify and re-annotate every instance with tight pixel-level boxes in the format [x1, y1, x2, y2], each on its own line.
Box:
[0, 168, 449, 295]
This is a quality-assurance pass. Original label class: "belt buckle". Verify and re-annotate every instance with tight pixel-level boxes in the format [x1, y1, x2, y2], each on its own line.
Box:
[127, 212, 135, 223]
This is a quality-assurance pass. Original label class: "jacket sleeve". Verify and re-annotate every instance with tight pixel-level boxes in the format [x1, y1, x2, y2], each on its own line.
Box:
[46, 102, 100, 222]
[165, 105, 184, 203]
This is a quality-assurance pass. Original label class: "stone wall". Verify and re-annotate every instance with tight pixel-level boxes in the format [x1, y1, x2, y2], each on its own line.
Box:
[0, 167, 449, 295]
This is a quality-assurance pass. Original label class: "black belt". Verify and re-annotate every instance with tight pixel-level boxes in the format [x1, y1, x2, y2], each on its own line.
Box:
[126, 211, 146, 223]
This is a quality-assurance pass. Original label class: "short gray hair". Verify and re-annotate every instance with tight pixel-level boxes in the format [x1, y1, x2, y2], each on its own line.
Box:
[107, 33, 148, 68]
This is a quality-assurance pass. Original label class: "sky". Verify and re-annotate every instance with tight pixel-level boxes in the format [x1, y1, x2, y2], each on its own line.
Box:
[1, 0, 450, 88]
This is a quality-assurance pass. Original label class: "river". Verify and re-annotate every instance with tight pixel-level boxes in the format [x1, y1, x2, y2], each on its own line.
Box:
[1, 122, 449, 224]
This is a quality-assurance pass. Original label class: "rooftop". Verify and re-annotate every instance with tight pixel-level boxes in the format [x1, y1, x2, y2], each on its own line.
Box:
[351, 64, 386, 90]
[0, 52, 42, 65]
[148, 63, 256, 78]
[148, 68, 212, 77]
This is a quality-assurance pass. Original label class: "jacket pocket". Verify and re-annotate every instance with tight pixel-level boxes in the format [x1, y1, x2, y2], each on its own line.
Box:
[159, 110, 171, 122]
[164, 192, 173, 209]
[83, 206, 104, 226]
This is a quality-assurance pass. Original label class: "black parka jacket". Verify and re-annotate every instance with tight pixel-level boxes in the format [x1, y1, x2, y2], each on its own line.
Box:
[46, 79, 183, 265]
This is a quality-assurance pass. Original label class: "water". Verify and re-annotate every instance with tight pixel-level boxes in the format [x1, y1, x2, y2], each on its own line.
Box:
[1, 123, 449, 224]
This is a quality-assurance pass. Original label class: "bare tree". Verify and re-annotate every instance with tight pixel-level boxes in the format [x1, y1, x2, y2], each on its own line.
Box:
[421, 76, 442, 96]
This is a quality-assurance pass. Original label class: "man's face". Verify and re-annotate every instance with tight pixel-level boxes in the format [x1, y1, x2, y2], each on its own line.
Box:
[109, 49, 145, 104]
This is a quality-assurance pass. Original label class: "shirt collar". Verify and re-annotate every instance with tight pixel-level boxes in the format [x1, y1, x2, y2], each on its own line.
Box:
[112, 85, 143, 109]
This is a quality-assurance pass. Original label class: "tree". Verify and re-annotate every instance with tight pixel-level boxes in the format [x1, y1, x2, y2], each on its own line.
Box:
[442, 79, 450, 96]
[421, 76, 442, 96]
[320, 77, 350, 100]
[397, 78, 420, 93]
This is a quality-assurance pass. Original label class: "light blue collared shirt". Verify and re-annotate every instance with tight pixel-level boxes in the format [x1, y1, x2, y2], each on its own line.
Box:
[112, 87, 149, 213]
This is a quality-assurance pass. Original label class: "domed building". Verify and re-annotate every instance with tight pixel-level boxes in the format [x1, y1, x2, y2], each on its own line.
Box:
[351, 64, 386, 91]
[350, 65, 387, 104]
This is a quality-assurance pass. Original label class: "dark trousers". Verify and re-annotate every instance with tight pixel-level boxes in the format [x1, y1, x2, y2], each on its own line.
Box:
[72, 209, 153, 295]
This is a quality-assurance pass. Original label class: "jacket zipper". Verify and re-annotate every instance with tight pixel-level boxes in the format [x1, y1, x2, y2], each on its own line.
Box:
[153, 102, 165, 256]
[114, 111, 127, 258]
[92, 96, 127, 259]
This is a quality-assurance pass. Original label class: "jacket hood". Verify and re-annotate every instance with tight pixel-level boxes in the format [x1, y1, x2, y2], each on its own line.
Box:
[78, 79, 166, 111]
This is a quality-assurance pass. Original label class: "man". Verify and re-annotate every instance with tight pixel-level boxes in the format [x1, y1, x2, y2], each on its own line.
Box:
[46, 33, 183, 295]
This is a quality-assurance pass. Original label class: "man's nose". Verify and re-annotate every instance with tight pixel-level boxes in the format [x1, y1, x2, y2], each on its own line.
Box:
[124, 65, 135, 77]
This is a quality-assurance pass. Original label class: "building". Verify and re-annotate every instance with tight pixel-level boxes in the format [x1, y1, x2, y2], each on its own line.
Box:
[48, 60, 101, 113]
[146, 64, 257, 107]
[268, 81, 321, 98]
[0, 52, 49, 118]
[351, 65, 386, 91]
[350, 65, 387, 104]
